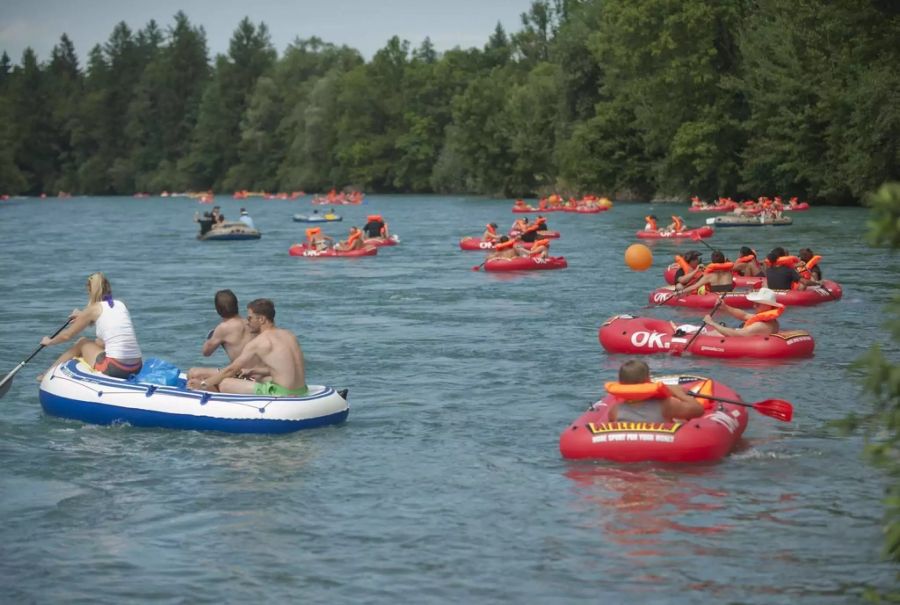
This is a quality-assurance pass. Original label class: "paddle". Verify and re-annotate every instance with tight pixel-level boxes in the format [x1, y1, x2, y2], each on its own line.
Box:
[671, 294, 725, 356]
[690, 230, 716, 251]
[471, 260, 488, 271]
[0, 319, 72, 398]
[688, 390, 793, 422]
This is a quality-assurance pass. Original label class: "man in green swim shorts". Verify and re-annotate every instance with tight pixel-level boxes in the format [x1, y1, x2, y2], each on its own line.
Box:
[188, 299, 307, 396]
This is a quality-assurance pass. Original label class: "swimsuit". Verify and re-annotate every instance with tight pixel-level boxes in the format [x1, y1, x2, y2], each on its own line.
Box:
[253, 382, 309, 397]
[94, 353, 142, 379]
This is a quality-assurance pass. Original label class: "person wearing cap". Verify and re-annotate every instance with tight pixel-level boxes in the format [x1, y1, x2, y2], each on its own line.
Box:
[238, 208, 255, 230]
[702, 288, 785, 336]
[673, 250, 704, 287]
[675, 249, 734, 294]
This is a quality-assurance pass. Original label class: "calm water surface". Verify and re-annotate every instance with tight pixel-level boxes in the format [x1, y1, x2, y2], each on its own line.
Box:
[0, 195, 897, 603]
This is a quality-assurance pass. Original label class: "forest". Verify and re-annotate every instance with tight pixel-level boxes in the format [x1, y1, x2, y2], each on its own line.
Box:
[0, 0, 898, 203]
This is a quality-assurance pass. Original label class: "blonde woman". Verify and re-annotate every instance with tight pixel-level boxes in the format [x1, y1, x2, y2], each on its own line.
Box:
[39, 273, 143, 380]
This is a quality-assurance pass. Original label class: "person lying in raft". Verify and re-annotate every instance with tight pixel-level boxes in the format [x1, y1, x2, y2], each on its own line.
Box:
[305, 227, 334, 250]
[39, 272, 143, 380]
[487, 236, 529, 260]
[662, 215, 685, 234]
[187, 289, 254, 384]
[335, 226, 365, 251]
[607, 360, 705, 423]
[482, 222, 500, 243]
[188, 299, 307, 396]
[762, 247, 819, 290]
[798, 248, 822, 281]
[702, 287, 784, 337]
[672, 250, 704, 287]
[527, 238, 551, 260]
[732, 246, 763, 277]
[675, 249, 734, 294]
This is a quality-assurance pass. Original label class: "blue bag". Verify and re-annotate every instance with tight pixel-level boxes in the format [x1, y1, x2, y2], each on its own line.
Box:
[131, 357, 181, 386]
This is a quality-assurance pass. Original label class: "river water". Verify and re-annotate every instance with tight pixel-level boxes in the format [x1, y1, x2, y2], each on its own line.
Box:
[0, 195, 897, 603]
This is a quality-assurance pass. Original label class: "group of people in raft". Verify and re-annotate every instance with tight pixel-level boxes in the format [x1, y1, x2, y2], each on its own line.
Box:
[38, 274, 308, 397]
[479, 216, 555, 260]
[302, 214, 389, 251]
[608, 243, 826, 424]
[666, 245, 823, 337]
[690, 195, 806, 213]
[643, 214, 691, 235]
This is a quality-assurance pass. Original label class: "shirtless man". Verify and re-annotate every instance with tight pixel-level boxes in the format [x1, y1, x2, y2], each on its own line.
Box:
[187, 290, 253, 383]
[189, 299, 307, 396]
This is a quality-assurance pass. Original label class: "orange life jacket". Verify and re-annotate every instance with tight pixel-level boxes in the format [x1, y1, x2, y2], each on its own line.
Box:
[305, 227, 321, 240]
[514, 199, 526, 207]
[704, 262, 734, 273]
[764, 255, 800, 268]
[735, 251, 757, 264]
[529, 239, 550, 255]
[674, 255, 701, 285]
[645, 216, 657, 231]
[692, 379, 716, 410]
[494, 239, 516, 250]
[346, 230, 361, 246]
[671, 216, 684, 231]
[605, 381, 671, 400]
[485, 223, 497, 235]
[523, 223, 541, 234]
[798, 255, 822, 279]
[743, 306, 785, 327]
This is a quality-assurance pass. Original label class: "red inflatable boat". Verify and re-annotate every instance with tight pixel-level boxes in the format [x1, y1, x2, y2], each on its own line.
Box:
[663, 264, 765, 288]
[648, 281, 842, 308]
[598, 315, 815, 358]
[459, 237, 539, 251]
[483, 256, 567, 272]
[636, 226, 714, 240]
[559, 375, 749, 462]
[288, 244, 377, 258]
[364, 235, 400, 247]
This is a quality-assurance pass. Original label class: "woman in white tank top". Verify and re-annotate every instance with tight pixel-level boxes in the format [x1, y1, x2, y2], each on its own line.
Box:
[39, 273, 143, 379]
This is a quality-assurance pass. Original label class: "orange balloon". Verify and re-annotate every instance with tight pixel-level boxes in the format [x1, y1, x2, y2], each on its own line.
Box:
[625, 243, 653, 271]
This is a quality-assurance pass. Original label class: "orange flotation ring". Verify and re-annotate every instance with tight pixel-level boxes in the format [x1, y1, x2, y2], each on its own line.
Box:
[604, 382, 671, 400]
[743, 306, 785, 327]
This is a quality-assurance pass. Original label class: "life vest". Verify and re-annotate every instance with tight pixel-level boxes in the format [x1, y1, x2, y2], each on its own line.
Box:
[735, 253, 756, 264]
[764, 255, 800, 268]
[671, 216, 684, 231]
[305, 227, 321, 240]
[346, 230, 361, 246]
[644, 216, 657, 231]
[692, 379, 716, 410]
[529, 239, 550, 255]
[704, 262, 734, 273]
[485, 223, 497, 236]
[674, 255, 701, 284]
[743, 306, 785, 327]
[494, 239, 516, 250]
[605, 381, 671, 400]
[366, 215, 380, 222]
[798, 255, 822, 279]
[523, 223, 541, 234]
[534, 216, 547, 227]
[514, 199, 526, 207]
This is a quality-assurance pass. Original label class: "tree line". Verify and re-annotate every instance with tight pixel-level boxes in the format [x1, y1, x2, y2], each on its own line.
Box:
[0, 0, 897, 203]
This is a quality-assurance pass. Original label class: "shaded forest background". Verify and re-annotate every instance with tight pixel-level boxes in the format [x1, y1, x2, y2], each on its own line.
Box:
[0, 0, 897, 203]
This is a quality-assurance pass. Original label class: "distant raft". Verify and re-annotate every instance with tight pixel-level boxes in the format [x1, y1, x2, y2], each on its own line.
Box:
[635, 226, 714, 240]
[198, 223, 261, 240]
[648, 281, 842, 308]
[483, 256, 568, 272]
[288, 243, 377, 258]
[705, 215, 793, 227]
[293, 213, 342, 223]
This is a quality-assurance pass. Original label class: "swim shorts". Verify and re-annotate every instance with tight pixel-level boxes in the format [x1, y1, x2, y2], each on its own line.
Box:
[94, 353, 143, 379]
[253, 381, 309, 397]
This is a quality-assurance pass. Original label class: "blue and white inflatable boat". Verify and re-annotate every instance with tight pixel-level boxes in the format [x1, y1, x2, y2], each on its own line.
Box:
[38, 359, 349, 433]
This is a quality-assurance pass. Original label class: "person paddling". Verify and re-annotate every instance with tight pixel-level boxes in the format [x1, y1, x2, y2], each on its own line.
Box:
[38, 272, 143, 380]
[607, 360, 705, 423]
[702, 287, 785, 337]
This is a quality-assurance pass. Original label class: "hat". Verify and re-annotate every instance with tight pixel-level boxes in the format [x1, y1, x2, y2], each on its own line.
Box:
[240, 208, 248, 215]
[746, 287, 783, 308]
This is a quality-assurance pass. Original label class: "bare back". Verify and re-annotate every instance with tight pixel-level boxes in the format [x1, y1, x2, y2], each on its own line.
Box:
[241, 327, 305, 390]
[206, 316, 252, 361]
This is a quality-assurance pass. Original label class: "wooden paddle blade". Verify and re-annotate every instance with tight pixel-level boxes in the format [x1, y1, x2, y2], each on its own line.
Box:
[754, 399, 793, 422]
